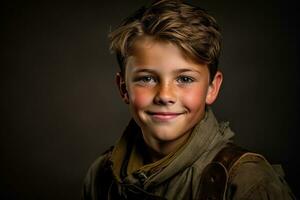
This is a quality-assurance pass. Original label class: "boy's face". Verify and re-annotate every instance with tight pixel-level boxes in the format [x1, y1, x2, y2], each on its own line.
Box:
[116, 37, 222, 155]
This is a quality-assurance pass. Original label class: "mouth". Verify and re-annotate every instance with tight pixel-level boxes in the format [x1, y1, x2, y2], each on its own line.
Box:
[145, 111, 184, 121]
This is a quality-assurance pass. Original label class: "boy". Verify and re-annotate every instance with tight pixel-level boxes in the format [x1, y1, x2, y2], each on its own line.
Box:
[82, 0, 295, 199]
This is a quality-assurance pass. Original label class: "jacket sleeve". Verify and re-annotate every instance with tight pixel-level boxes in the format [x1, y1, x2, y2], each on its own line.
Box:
[226, 154, 296, 200]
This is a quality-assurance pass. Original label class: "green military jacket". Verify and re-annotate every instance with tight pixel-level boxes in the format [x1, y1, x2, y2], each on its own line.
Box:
[82, 108, 295, 199]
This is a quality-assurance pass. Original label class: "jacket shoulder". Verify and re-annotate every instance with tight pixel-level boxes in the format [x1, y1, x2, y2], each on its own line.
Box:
[81, 146, 114, 200]
[196, 143, 295, 199]
[227, 151, 296, 199]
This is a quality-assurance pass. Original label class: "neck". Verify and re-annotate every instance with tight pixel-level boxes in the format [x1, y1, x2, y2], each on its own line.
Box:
[143, 130, 192, 163]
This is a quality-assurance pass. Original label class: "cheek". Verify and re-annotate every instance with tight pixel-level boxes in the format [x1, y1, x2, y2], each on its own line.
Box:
[129, 87, 153, 109]
[181, 86, 208, 111]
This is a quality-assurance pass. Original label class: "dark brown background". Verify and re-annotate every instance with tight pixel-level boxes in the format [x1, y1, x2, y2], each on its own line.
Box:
[1, 0, 299, 199]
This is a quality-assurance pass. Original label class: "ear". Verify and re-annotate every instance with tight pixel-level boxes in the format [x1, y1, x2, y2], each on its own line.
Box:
[205, 71, 223, 105]
[116, 72, 129, 104]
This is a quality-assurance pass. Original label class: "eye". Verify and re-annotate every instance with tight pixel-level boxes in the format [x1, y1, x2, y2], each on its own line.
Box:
[134, 75, 157, 85]
[140, 76, 154, 82]
[177, 76, 195, 84]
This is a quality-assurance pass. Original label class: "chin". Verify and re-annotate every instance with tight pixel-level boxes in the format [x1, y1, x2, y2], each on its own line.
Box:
[148, 126, 187, 142]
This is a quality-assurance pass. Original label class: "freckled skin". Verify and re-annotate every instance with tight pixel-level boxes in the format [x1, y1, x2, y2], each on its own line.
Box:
[117, 37, 222, 160]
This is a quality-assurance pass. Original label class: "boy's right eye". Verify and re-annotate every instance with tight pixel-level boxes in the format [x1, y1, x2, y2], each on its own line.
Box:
[134, 76, 157, 85]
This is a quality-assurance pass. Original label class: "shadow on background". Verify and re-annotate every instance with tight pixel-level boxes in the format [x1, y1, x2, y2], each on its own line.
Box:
[1, 0, 299, 199]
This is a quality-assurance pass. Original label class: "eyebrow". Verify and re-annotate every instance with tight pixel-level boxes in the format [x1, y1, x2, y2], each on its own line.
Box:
[133, 68, 157, 73]
[174, 68, 201, 74]
[132, 68, 201, 74]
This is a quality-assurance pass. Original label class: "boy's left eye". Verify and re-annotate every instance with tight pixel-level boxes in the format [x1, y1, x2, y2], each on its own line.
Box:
[176, 76, 194, 84]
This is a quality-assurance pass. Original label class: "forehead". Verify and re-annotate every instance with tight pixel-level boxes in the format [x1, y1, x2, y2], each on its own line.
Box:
[127, 36, 207, 72]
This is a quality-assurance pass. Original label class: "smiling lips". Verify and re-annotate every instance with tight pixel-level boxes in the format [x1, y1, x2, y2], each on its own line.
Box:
[146, 111, 184, 121]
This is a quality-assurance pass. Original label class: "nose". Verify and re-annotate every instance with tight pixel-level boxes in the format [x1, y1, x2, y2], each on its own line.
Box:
[153, 82, 177, 106]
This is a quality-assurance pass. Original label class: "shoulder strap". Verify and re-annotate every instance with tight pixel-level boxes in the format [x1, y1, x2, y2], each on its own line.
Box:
[213, 143, 249, 171]
[196, 143, 249, 200]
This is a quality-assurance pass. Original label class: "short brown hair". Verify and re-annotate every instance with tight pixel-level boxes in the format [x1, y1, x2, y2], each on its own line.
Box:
[109, 0, 222, 81]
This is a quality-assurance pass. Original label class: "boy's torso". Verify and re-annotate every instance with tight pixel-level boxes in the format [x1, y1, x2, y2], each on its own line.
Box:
[81, 109, 295, 200]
